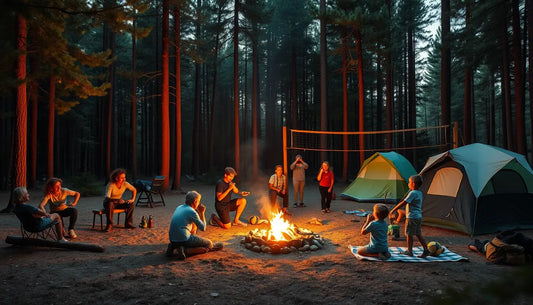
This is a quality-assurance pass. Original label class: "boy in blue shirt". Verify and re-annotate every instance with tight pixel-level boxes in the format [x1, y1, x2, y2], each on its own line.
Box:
[390, 175, 430, 258]
[358, 203, 391, 260]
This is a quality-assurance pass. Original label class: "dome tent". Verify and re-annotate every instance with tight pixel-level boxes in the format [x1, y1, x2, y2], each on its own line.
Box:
[341, 151, 417, 203]
[419, 143, 533, 235]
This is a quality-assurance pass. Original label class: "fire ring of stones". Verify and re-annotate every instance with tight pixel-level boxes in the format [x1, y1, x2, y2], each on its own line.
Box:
[241, 227, 325, 255]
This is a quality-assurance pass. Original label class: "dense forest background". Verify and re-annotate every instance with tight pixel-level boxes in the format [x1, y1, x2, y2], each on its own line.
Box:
[1, 0, 532, 192]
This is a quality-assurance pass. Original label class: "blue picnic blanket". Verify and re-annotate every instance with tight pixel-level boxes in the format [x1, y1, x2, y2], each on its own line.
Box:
[349, 245, 469, 262]
[344, 210, 371, 217]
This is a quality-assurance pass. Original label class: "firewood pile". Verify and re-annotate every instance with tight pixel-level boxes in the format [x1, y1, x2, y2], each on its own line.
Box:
[241, 226, 325, 254]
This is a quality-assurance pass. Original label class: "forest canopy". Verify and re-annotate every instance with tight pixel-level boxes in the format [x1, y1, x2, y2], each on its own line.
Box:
[1, 0, 532, 191]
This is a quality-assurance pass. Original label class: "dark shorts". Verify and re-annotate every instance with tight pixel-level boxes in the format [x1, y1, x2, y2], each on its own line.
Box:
[405, 218, 422, 236]
[32, 217, 54, 232]
[215, 199, 239, 224]
[171, 235, 213, 249]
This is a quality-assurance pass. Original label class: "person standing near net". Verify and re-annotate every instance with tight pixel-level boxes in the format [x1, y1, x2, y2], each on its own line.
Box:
[290, 154, 308, 208]
[317, 161, 334, 213]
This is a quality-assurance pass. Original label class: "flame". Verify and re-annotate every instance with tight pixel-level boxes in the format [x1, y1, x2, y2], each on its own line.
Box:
[269, 211, 296, 241]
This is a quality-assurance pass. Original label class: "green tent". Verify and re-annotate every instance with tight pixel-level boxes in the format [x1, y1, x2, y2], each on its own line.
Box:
[341, 152, 417, 203]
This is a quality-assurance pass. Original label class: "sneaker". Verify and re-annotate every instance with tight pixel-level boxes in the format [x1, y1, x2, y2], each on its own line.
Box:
[166, 244, 174, 257]
[417, 249, 431, 258]
[293, 203, 299, 208]
[69, 229, 77, 239]
[299, 203, 306, 207]
[379, 251, 391, 260]
[402, 250, 413, 256]
[176, 246, 186, 260]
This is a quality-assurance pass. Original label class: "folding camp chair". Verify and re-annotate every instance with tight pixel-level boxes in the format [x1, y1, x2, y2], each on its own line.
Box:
[136, 176, 166, 208]
[20, 220, 60, 241]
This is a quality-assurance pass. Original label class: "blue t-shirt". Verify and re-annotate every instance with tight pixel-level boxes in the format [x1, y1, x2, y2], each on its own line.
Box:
[168, 204, 206, 243]
[366, 219, 389, 253]
[14, 203, 51, 231]
[404, 190, 423, 219]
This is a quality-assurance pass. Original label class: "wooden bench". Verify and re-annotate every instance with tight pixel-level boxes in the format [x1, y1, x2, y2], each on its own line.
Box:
[92, 209, 126, 230]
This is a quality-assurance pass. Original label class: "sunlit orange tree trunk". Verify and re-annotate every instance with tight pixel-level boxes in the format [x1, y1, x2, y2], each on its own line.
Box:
[47, 76, 56, 179]
[14, 14, 27, 188]
[161, 0, 170, 188]
[233, 0, 240, 173]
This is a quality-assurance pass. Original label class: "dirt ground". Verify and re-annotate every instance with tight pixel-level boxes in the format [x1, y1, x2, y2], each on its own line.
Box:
[0, 179, 531, 305]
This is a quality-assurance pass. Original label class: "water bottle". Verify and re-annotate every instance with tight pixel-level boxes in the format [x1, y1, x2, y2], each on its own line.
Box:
[140, 215, 147, 228]
[148, 215, 153, 228]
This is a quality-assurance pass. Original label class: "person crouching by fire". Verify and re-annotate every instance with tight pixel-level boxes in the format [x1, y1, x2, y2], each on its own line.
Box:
[167, 191, 223, 259]
[209, 167, 250, 229]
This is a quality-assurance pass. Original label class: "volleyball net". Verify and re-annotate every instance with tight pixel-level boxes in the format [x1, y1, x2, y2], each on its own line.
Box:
[286, 124, 456, 153]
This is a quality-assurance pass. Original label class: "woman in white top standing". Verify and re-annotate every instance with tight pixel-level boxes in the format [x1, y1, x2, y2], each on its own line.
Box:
[103, 168, 137, 232]
[39, 177, 80, 238]
[290, 154, 308, 208]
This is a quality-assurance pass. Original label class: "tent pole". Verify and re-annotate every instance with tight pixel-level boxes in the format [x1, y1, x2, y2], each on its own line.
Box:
[471, 196, 479, 237]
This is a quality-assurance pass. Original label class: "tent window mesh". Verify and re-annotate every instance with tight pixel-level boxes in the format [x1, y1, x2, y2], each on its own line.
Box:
[490, 169, 526, 193]
[427, 167, 462, 197]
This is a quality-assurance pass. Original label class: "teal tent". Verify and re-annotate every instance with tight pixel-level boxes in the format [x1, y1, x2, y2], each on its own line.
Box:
[341, 152, 417, 203]
[419, 143, 533, 235]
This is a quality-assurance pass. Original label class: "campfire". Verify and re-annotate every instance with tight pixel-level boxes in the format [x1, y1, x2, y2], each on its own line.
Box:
[241, 211, 325, 254]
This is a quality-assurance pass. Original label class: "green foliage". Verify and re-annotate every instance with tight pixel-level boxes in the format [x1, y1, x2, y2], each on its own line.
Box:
[69, 172, 103, 197]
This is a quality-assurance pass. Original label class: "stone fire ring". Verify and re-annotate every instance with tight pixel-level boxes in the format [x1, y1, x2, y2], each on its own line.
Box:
[241, 228, 325, 254]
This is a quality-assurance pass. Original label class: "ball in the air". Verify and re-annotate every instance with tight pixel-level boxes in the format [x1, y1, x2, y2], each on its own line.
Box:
[427, 241, 445, 256]
[249, 215, 260, 225]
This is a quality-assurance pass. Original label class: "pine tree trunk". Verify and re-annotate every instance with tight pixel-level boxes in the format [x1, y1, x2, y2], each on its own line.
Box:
[252, 39, 260, 178]
[407, 27, 416, 162]
[527, 0, 533, 159]
[320, 0, 327, 162]
[356, 30, 365, 166]
[385, 0, 393, 149]
[161, 0, 170, 187]
[501, 12, 513, 150]
[441, 0, 451, 150]
[131, 20, 137, 180]
[29, 58, 38, 188]
[14, 14, 27, 188]
[172, 5, 182, 190]
[47, 76, 56, 179]
[512, 0, 526, 155]
[341, 33, 348, 182]
[233, 0, 240, 173]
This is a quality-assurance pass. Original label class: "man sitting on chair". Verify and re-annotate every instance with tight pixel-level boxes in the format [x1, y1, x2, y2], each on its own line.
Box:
[12, 187, 68, 242]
